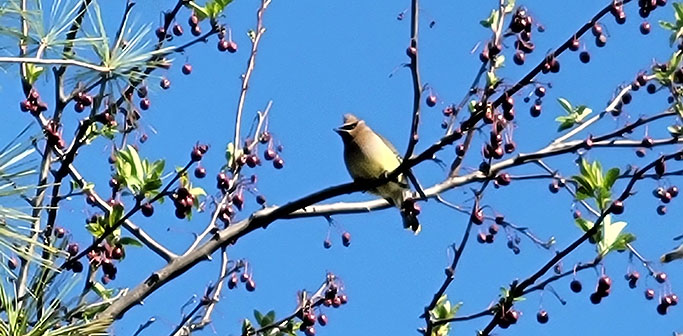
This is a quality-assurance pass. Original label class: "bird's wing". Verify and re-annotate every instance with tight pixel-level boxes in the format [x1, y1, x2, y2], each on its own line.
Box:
[377, 134, 402, 161]
[376, 133, 409, 187]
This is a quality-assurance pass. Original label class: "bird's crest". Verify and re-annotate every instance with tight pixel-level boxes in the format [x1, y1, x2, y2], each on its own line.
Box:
[342, 113, 359, 125]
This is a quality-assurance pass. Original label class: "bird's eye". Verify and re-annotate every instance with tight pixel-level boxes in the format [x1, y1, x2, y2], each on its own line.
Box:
[340, 122, 358, 130]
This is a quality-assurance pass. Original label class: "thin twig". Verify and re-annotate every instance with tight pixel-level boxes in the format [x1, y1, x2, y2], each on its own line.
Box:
[231, 0, 271, 168]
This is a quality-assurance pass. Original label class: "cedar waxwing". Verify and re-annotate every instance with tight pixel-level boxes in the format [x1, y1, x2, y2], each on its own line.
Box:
[334, 114, 420, 233]
[661, 243, 683, 263]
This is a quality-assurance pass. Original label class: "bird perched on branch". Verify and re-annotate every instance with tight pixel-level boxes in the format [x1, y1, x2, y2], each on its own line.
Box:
[334, 114, 421, 233]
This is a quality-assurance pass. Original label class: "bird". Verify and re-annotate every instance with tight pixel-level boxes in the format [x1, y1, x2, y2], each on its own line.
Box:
[661, 243, 683, 263]
[334, 114, 420, 233]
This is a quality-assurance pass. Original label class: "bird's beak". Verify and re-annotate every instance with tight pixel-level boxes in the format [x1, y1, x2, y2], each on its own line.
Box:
[333, 127, 344, 134]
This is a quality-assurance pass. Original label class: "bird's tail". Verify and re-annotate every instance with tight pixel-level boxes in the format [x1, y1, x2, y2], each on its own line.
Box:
[401, 210, 421, 234]
[397, 195, 421, 234]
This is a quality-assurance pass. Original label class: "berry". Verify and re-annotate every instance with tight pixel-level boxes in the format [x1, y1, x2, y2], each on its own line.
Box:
[530, 104, 542, 117]
[139, 98, 150, 110]
[488, 223, 499, 235]
[74, 102, 85, 113]
[71, 260, 84, 273]
[569, 38, 580, 51]
[610, 200, 624, 214]
[635, 148, 646, 157]
[67, 243, 79, 257]
[218, 39, 229, 51]
[548, 181, 560, 193]
[655, 272, 667, 283]
[7, 257, 17, 270]
[591, 23, 603, 36]
[171, 23, 182, 36]
[513, 51, 525, 65]
[111, 246, 123, 260]
[640, 21, 651, 35]
[339, 294, 348, 304]
[55, 227, 66, 238]
[590, 292, 602, 304]
[304, 326, 315, 336]
[426, 95, 437, 107]
[273, 156, 284, 169]
[657, 205, 667, 216]
[323, 239, 332, 249]
[477, 232, 486, 244]
[579, 51, 590, 63]
[570, 279, 583, 293]
[471, 208, 484, 225]
[342, 232, 351, 247]
[669, 186, 679, 197]
[303, 312, 316, 326]
[317, 314, 328, 326]
[141, 203, 154, 217]
[596, 34, 607, 47]
[194, 166, 206, 178]
[256, 194, 266, 205]
[645, 288, 655, 300]
[160, 78, 171, 90]
[246, 278, 256, 291]
[182, 63, 192, 75]
[597, 275, 612, 292]
[332, 296, 342, 307]
[227, 41, 238, 53]
[228, 274, 238, 289]
[647, 83, 657, 94]
[496, 173, 511, 186]
[155, 27, 166, 39]
[536, 310, 549, 324]
[191, 148, 203, 162]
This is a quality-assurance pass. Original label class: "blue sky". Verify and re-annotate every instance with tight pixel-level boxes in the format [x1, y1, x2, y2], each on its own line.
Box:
[2, 0, 683, 335]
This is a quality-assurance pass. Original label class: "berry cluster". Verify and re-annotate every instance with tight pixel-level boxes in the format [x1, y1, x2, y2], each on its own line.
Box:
[589, 275, 612, 304]
[172, 186, 196, 219]
[509, 8, 537, 66]
[84, 239, 124, 283]
[323, 231, 351, 249]
[44, 120, 66, 150]
[19, 89, 48, 115]
[227, 267, 256, 292]
[653, 185, 678, 215]
[73, 91, 93, 113]
[217, 27, 238, 53]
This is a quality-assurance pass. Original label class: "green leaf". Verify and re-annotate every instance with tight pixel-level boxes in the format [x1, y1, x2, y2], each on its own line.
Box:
[603, 168, 620, 189]
[92, 282, 114, 299]
[610, 232, 636, 252]
[486, 71, 500, 87]
[557, 120, 574, 132]
[480, 9, 499, 28]
[598, 215, 627, 256]
[660, 20, 676, 31]
[574, 105, 592, 122]
[242, 319, 255, 335]
[557, 97, 573, 114]
[118, 237, 142, 247]
[263, 310, 276, 326]
[575, 218, 594, 232]
[86, 221, 105, 237]
[493, 55, 505, 69]
[254, 310, 264, 326]
[675, 3, 683, 23]
[25, 64, 45, 85]
[504, 0, 516, 13]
